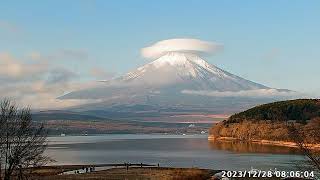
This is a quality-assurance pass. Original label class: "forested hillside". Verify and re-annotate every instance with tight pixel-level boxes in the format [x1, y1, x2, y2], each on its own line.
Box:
[209, 99, 320, 143]
[228, 99, 320, 123]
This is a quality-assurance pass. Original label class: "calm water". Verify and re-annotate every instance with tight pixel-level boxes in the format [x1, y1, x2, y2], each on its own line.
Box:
[46, 134, 306, 171]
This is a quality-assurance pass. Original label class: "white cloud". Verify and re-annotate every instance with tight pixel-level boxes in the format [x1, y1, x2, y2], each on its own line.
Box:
[15, 81, 101, 109]
[181, 89, 302, 98]
[89, 67, 115, 80]
[46, 68, 77, 84]
[141, 38, 223, 59]
[27, 49, 89, 62]
[0, 52, 100, 109]
[0, 53, 48, 80]
[0, 79, 101, 110]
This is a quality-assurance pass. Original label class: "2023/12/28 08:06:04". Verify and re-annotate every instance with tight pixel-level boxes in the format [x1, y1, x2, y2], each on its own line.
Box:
[221, 170, 315, 178]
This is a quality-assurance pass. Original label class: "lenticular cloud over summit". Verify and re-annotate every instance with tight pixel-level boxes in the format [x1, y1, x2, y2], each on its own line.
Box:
[60, 38, 300, 113]
[141, 38, 223, 59]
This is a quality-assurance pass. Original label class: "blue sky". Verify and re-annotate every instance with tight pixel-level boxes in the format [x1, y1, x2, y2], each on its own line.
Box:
[0, 0, 319, 107]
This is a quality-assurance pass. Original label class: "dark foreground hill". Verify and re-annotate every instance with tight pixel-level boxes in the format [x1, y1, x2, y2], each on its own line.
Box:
[228, 99, 320, 123]
[209, 99, 320, 144]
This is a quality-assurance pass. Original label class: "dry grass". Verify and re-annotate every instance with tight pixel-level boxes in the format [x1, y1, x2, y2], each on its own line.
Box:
[27, 167, 214, 180]
[4, 166, 290, 180]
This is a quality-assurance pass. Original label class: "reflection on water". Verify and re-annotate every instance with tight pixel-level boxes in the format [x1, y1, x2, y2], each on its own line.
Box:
[209, 140, 301, 154]
[46, 134, 306, 171]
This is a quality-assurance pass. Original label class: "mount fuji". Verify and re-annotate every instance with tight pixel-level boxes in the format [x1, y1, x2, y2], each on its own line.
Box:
[60, 51, 295, 115]
[63, 52, 269, 98]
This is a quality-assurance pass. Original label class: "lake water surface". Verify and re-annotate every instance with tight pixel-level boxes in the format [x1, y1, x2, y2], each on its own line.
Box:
[46, 134, 306, 171]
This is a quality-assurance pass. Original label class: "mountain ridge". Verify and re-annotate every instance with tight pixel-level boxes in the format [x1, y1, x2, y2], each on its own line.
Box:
[61, 52, 272, 100]
[59, 51, 296, 114]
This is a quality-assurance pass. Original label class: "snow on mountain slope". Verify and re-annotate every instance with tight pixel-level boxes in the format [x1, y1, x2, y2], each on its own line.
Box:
[60, 51, 271, 101]
[58, 38, 299, 114]
[120, 52, 268, 91]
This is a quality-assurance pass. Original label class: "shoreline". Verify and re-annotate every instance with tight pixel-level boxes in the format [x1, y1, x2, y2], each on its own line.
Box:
[208, 135, 320, 150]
[25, 165, 218, 180]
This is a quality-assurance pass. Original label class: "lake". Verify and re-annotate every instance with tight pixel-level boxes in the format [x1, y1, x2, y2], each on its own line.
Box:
[46, 134, 306, 171]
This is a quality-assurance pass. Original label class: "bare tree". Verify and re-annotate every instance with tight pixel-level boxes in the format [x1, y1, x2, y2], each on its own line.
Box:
[0, 99, 50, 180]
[287, 119, 320, 178]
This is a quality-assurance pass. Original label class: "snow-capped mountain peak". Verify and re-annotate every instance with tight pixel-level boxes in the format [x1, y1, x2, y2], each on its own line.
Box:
[58, 39, 297, 114]
[117, 51, 267, 91]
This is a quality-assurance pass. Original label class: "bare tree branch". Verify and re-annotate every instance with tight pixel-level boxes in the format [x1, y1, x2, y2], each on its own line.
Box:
[0, 99, 51, 180]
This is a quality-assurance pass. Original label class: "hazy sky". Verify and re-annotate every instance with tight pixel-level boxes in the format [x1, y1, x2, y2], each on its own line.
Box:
[0, 0, 319, 108]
